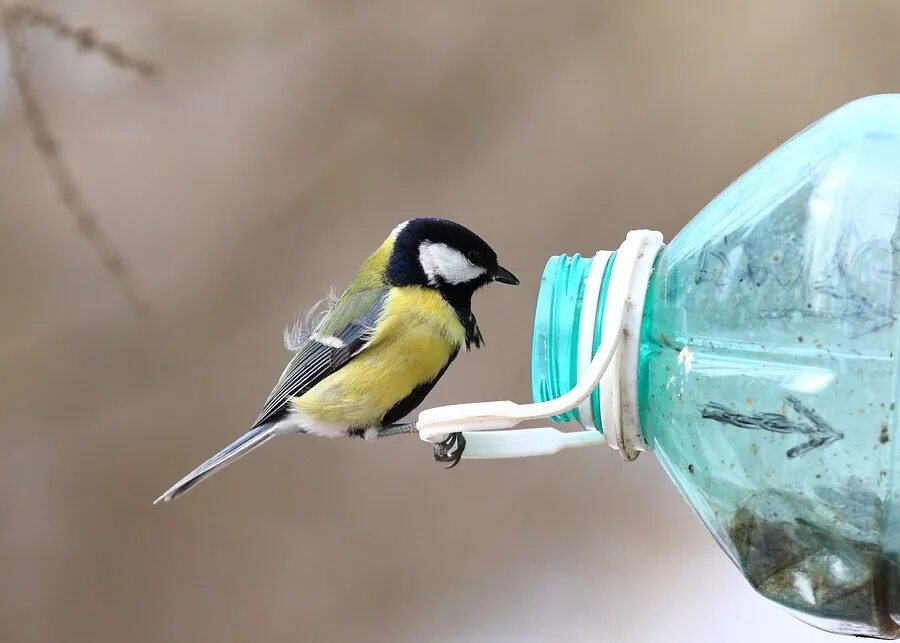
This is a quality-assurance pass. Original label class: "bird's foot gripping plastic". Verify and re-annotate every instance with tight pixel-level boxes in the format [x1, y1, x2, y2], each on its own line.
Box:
[432, 432, 466, 468]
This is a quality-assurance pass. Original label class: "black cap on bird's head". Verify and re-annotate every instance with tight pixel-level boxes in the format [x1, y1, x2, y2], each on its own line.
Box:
[387, 218, 518, 348]
[387, 217, 519, 291]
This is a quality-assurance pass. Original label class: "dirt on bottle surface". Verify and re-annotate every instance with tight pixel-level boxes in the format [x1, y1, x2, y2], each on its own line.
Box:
[728, 488, 900, 639]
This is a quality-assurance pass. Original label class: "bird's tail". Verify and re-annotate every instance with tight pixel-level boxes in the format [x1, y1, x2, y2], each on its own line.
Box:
[154, 422, 277, 504]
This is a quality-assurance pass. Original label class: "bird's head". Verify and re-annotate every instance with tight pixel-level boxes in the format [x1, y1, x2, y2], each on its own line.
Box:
[387, 218, 519, 301]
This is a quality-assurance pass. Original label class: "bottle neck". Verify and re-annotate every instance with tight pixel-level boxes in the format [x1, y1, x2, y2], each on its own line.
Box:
[531, 232, 664, 460]
[531, 252, 615, 427]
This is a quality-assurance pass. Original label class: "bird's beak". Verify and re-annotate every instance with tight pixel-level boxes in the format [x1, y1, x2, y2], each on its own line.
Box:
[493, 265, 520, 285]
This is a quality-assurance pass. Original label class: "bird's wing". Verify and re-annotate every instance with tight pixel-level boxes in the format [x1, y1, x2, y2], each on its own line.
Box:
[253, 287, 388, 427]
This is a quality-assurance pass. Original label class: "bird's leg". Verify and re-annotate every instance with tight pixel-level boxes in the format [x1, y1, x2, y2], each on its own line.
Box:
[433, 432, 466, 468]
[375, 422, 418, 438]
[375, 424, 466, 468]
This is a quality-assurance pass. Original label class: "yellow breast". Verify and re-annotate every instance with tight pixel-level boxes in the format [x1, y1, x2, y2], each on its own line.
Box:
[292, 287, 465, 427]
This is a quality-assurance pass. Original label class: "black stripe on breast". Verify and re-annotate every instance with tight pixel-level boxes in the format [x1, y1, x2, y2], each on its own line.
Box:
[381, 349, 460, 426]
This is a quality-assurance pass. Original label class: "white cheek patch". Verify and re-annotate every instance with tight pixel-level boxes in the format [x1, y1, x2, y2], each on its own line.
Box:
[418, 242, 487, 285]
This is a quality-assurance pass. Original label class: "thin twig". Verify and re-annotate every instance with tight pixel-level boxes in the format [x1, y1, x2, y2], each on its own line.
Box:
[0, 4, 156, 316]
[4, 4, 158, 78]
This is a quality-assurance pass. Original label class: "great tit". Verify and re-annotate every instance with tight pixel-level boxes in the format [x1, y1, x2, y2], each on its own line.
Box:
[155, 217, 518, 503]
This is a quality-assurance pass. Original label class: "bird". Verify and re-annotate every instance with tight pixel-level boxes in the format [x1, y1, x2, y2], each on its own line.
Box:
[155, 217, 519, 503]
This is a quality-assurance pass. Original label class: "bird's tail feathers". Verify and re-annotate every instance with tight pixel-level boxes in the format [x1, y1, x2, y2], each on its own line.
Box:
[154, 422, 277, 504]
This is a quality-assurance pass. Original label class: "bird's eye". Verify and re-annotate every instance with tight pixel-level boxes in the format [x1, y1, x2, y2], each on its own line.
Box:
[467, 250, 482, 264]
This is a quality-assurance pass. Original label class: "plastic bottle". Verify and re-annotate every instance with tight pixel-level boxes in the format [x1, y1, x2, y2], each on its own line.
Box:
[531, 94, 900, 638]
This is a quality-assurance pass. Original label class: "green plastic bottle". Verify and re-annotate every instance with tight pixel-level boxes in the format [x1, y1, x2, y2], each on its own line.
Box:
[532, 95, 900, 638]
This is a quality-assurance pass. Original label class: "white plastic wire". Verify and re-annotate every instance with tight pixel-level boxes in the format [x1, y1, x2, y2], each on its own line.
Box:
[599, 229, 663, 460]
[415, 230, 665, 460]
[576, 251, 612, 430]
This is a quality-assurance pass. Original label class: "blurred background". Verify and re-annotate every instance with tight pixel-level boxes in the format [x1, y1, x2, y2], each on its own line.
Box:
[2, 1, 899, 641]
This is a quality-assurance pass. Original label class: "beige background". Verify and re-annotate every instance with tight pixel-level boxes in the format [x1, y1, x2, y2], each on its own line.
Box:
[2, 1, 899, 641]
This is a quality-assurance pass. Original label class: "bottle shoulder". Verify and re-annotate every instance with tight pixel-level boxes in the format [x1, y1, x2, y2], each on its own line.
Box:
[647, 95, 900, 357]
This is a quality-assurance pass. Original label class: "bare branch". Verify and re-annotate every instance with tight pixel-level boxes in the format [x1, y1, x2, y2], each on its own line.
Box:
[4, 3, 158, 78]
[1, 4, 154, 316]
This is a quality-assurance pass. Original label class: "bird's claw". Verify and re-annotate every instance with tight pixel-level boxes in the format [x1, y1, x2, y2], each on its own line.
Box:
[433, 432, 466, 468]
